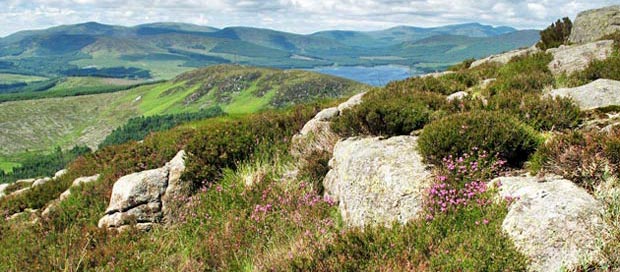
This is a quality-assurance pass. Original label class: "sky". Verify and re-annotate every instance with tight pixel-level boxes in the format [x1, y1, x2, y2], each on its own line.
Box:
[1, 0, 618, 37]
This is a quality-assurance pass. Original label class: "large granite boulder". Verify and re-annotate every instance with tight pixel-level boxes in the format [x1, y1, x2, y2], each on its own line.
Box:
[569, 5, 620, 44]
[323, 136, 432, 227]
[490, 175, 604, 271]
[548, 79, 620, 110]
[547, 40, 614, 75]
[470, 46, 539, 68]
[98, 150, 187, 231]
[291, 92, 365, 163]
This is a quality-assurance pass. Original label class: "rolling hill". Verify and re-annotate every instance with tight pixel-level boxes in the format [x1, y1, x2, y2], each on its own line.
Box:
[0, 22, 540, 82]
[0, 65, 368, 162]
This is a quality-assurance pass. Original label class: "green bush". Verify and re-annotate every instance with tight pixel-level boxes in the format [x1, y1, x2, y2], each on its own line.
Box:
[488, 91, 582, 131]
[529, 129, 620, 191]
[184, 106, 315, 188]
[384, 71, 479, 95]
[331, 90, 445, 137]
[418, 111, 541, 166]
[569, 54, 620, 86]
[288, 201, 528, 271]
[488, 53, 554, 94]
[536, 17, 572, 50]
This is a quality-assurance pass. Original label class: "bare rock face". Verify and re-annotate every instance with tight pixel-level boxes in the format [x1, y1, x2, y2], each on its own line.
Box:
[470, 46, 540, 68]
[546, 40, 614, 75]
[323, 136, 432, 227]
[98, 150, 187, 231]
[569, 5, 620, 44]
[0, 183, 9, 198]
[548, 79, 620, 110]
[291, 92, 366, 164]
[490, 176, 604, 271]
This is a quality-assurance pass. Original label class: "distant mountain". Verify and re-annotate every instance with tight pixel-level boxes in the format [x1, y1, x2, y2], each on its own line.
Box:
[312, 23, 519, 47]
[0, 21, 540, 80]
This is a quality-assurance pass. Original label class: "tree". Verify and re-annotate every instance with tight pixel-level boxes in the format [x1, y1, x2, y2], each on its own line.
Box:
[537, 17, 572, 50]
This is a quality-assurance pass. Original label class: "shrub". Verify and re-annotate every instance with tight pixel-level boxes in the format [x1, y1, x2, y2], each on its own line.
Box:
[288, 198, 528, 271]
[184, 106, 316, 188]
[569, 53, 620, 86]
[436, 148, 507, 187]
[384, 71, 479, 95]
[331, 90, 445, 137]
[418, 111, 541, 167]
[528, 129, 620, 191]
[488, 53, 554, 94]
[536, 17, 572, 50]
[448, 58, 475, 71]
[488, 91, 582, 131]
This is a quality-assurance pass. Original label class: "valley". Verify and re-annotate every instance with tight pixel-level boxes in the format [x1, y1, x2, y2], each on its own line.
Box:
[0, 22, 539, 86]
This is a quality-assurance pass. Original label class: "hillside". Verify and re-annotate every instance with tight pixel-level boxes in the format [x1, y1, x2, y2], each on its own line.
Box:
[0, 65, 367, 159]
[0, 22, 539, 82]
[0, 5, 620, 271]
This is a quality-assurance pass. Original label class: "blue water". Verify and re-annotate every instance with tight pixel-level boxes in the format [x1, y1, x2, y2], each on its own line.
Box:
[306, 65, 422, 86]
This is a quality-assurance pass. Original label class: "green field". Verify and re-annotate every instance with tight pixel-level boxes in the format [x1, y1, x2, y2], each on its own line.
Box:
[0, 73, 47, 84]
[0, 160, 20, 173]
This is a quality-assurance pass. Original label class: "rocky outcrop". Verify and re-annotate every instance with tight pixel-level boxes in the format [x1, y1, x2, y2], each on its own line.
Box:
[291, 92, 365, 164]
[546, 40, 614, 75]
[470, 46, 539, 68]
[98, 150, 187, 231]
[569, 5, 620, 44]
[548, 79, 620, 110]
[490, 175, 604, 271]
[323, 136, 432, 227]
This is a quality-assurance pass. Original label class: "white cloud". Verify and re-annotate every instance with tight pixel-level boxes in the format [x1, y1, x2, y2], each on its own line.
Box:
[0, 0, 617, 36]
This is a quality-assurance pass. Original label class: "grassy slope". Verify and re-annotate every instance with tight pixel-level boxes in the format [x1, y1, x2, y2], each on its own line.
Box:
[0, 73, 47, 84]
[0, 65, 367, 162]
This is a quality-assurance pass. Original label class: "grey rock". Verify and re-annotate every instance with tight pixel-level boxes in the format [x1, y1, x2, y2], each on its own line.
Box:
[15, 179, 34, 185]
[54, 169, 68, 179]
[314, 107, 340, 121]
[291, 92, 366, 164]
[162, 150, 187, 218]
[104, 168, 169, 215]
[547, 40, 614, 75]
[323, 136, 432, 227]
[72, 174, 100, 186]
[420, 71, 455, 78]
[446, 91, 468, 101]
[470, 46, 539, 68]
[569, 5, 620, 44]
[489, 176, 604, 271]
[548, 79, 620, 110]
[98, 150, 187, 230]
[32, 177, 51, 187]
[337, 92, 366, 112]
[0, 183, 10, 198]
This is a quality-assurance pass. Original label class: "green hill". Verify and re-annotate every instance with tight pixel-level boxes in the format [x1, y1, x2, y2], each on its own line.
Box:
[0, 22, 539, 82]
[0, 65, 367, 162]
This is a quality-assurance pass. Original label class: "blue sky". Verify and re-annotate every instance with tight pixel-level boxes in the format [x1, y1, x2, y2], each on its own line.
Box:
[1, 0, 618, 36]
